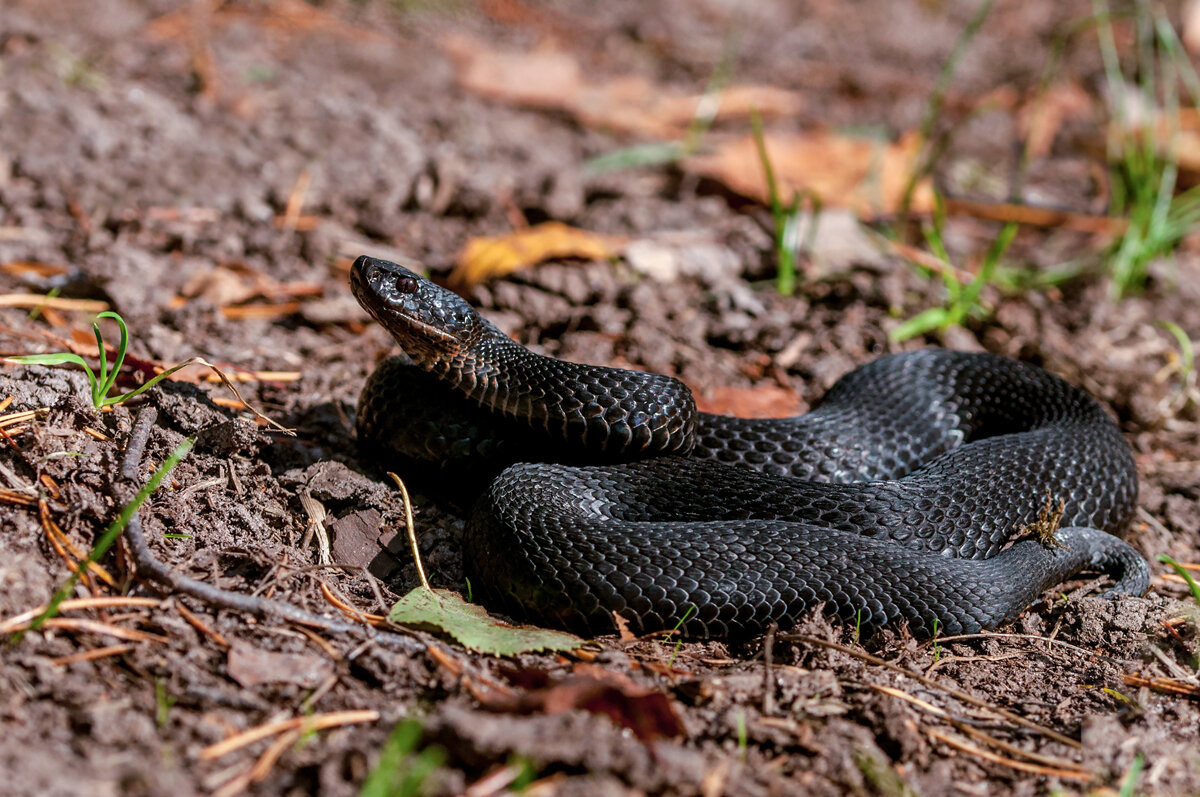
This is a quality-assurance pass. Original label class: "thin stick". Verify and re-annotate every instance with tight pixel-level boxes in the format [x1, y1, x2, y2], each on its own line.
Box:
[119, 408, 422, 654]
[926, 728, 1091, 781]
[51, 643, 135, 666]
[0, 294, 109, 312]
[780, 633, 1080, 748]
[175, 603, 230, 648]
[199, 710, 380, 760]
[930, 632, 1132, 664]
[0, 596, 160, 633]
[318, 581, 385, 625]
[387, 472, 429, 590]
[33, 617, 169, 644]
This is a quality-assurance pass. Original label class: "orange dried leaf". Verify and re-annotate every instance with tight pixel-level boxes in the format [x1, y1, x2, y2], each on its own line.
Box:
[1019, 82, 1094, 160]
[451, 222, 624, 290]
[685, 130, 934, 218]
[694, 384, 804, 418]
[440, 33, 804, 139]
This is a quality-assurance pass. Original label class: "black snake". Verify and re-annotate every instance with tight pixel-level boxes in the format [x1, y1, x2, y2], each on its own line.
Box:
[350, 255, 1148, 638]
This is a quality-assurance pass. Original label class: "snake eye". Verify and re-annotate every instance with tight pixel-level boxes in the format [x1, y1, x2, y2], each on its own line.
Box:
[394, 275, 419, 295]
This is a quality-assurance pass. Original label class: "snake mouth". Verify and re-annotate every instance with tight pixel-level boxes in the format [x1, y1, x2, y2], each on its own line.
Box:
[383, 311, 459, 346]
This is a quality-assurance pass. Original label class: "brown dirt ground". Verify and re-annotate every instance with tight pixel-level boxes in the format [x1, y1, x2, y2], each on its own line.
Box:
[1, 1, 1199, 795]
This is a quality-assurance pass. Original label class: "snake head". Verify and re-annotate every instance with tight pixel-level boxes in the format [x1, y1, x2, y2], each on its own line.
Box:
[350, 255, 479, 364]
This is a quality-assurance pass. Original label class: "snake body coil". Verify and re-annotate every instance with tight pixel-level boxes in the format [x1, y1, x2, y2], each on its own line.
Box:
[351, 256, 1148, 638]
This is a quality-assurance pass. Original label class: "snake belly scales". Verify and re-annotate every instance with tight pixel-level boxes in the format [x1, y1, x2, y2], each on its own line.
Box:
[350, 255, 1148, 639]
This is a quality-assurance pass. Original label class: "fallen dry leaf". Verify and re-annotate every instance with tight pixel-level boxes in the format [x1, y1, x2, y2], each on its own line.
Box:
[176, 263, 324, 311]
[439, 32, 803, 139]
[1019, 82, 1094, 160]
[685, 130, 935, 217]
[451, 222, 625, 290]
[145, 0, 389, 45]
[481, 665, 685, 742]
[693, 384, 804, 418]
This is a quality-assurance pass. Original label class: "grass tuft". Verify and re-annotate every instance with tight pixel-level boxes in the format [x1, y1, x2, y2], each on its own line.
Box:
[1095, 0, 1200, 297]
[360, 719, 445, 797]
[896, 0, 998, 224]
[890, 194, 1019, 342]
[750, 110, 819, 296]
[10, 312, 185, 408]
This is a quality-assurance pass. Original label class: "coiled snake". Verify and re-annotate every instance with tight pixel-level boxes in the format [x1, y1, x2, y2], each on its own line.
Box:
[350, 255, 1147, 638]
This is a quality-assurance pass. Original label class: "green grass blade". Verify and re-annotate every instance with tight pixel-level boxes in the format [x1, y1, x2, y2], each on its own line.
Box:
[94, 311, 129, 403]
[584, 142, 688, 174]
[898, 0, 996, 222]
[100, 359, 194, 407]
[93, 318, 110, 403]
[890, 307, 950, 342]
[1158, 321, 1195, 377]
[18, 437, 195, 639]
[8, 353, 100, 402]
[750, 109, 783, 222]
[8, 352, 90, 367]
[1118, 753, 1144, 797]
[960, 222, 1018, 308]
[1158, 554, 1200, 607]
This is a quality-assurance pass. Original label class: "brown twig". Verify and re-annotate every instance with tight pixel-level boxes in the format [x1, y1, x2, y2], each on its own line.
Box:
[51, 643, 136, 666]
[199, 710, 380, 760]
[780, 633, 1080, 748]
[925, 728, 1091, 781]
[0, 596, 160, 634]
[930, 632, 1132, 665]
[118, 407, 422, 653]
[867, 684, 1085, 771]
[1122, 674, 1200, 700]
[175, 603, 230, 648]
[0, 294, 109, 312]
[29, 617, 169, 644]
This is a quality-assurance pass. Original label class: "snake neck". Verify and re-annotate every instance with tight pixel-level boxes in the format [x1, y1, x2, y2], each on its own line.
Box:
[416, 318, 697, 458]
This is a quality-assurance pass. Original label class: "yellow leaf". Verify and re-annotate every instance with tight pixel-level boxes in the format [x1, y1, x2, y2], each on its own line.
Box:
[450, 222, 625, 290]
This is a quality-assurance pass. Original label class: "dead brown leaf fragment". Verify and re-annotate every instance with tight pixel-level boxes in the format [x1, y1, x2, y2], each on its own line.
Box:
[693, 384, 804, 418]
[439, 32, 803, 139]
[1019, 82, 1094, 160]
[145, 0, 389, 45]
[478, 665, 685, 743]
[684, 130, 935, 217]
[451, 222, 625, 290]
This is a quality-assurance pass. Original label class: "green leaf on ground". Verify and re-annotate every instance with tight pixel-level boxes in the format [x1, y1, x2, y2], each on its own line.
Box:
[389, 587, 583, 656]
